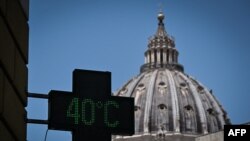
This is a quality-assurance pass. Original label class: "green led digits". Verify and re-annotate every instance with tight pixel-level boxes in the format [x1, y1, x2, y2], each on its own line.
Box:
[66, 98, 80, 124]
[82, 99, 95, 125]
[104, 101, 120, 127]
[66, 98, 120, 128]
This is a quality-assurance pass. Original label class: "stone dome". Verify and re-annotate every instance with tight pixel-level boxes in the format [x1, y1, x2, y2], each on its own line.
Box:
[113, 12, 230, 141]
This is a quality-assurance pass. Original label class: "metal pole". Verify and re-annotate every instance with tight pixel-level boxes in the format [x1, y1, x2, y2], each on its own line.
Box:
[28, 93, 49, 99]
[27, 119, 48, 125]
[27, 93, 49, 125]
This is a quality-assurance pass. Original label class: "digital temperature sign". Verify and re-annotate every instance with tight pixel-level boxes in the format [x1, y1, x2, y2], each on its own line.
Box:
[48, 69, 134, 136]
[49, 91, 134, 134]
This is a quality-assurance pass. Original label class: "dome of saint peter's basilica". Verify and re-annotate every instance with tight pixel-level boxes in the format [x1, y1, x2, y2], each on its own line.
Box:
[113, 11, 230, 141]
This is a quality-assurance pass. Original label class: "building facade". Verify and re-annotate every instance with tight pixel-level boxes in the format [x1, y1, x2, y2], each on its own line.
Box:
[0, 0, 29, 140]
[113, 11, 230, 141]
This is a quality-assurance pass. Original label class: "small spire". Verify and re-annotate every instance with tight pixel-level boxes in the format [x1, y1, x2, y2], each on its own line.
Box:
[156, 11, 167, 37]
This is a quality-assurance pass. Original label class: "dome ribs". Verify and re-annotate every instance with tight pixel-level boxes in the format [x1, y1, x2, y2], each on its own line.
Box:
[190, 77, 226, 131]
[175, 72, 199, 133]
[178, 72, 208, 134]
[115, 69, 229, 137]
[151, 70, 170, 133]
[134, 74, 148, 133]
[143, 70, 158, 133]
[126, 73, 145, 97]
[166, 69, 180, 133]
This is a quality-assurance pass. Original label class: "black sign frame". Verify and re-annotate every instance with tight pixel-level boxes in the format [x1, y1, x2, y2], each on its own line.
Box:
[48, 69, 134, 141]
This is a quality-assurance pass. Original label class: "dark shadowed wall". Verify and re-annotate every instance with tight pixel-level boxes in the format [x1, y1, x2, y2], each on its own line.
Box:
[0, 0, 29, 140]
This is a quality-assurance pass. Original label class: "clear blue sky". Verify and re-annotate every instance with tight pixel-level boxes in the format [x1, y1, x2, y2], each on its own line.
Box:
[27, 0, 250, 140]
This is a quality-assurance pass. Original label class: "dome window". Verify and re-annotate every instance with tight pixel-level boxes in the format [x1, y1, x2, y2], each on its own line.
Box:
[120, 87, 128, 95]
[158, 104, 167, 110]
[207, 108, 217, 115]
[197, 86, 204, 93]
[184, 105, 193, 111]
[158, 82, 167, 95]
[159, 81, 166, 86]
[135, 106, 141, 111]
[180, 82, 186, 87]
[138, 83, 145, 88]
[137, 83, 146, 91]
